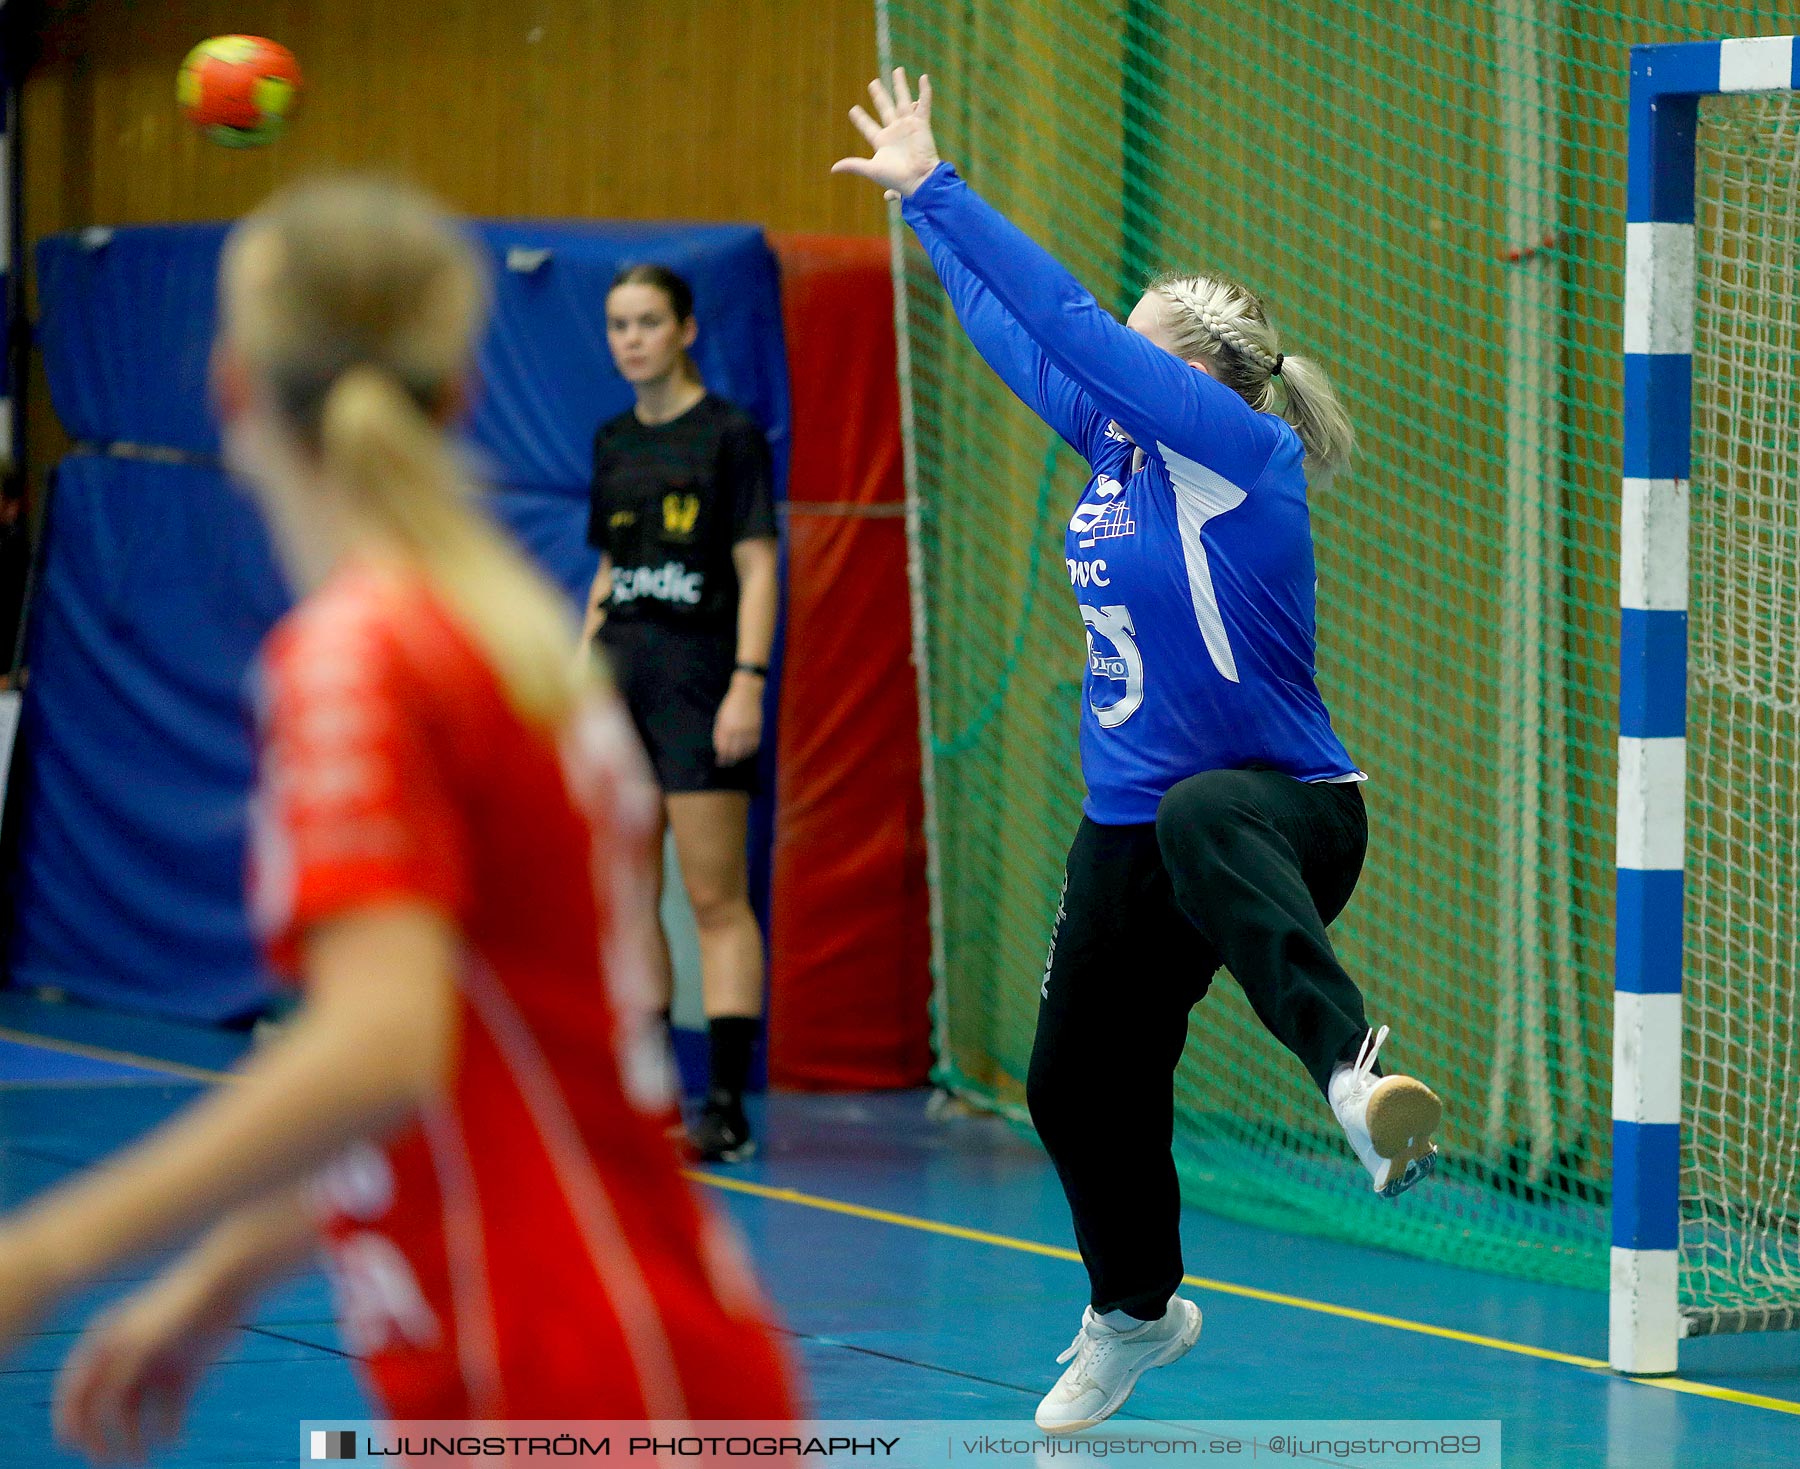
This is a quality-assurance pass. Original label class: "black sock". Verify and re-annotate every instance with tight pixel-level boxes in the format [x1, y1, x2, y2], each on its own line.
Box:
[707, 1015, 760, 1102]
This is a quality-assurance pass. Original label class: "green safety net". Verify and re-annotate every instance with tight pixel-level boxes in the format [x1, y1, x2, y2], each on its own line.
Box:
[884, 0, 1800, 1303]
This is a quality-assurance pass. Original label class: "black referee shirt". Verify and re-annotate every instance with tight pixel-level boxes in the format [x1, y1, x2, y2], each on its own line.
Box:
[586, 394, 776, 635]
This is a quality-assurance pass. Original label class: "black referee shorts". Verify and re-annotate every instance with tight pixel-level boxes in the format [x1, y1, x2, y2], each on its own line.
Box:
[598, 619, 759, 796]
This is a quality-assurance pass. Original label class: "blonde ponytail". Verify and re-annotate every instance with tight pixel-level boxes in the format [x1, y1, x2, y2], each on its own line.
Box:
[318, 365, 581, 725]
[1151, 272, 1357, 483]
[1269, 353, 1356, 485]
[227, 175, 586, 727]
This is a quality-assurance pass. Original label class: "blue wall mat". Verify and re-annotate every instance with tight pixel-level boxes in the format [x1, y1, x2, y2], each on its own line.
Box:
[9, 456, 288, 1020]
[12, 217, 791, 1025]
[35, 219, 790, 494]
[35, 224, 226, 455]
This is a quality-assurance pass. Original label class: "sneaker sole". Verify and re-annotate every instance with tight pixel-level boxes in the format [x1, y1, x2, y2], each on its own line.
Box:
[1383, 1145, 1438, 1198]
[1366, 1076, 1442, 1197]
[1036, 1300, 1204, 1435]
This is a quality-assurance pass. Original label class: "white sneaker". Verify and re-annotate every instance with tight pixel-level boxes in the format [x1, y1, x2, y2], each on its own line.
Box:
[1034, 1296, 1203, 1433]
[1330, 1025, 1442, 1197]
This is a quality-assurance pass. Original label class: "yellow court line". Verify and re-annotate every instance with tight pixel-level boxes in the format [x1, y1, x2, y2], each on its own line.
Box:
[0, 1025, 232, 1085]
[1635, 1374, 1800, 1415]
[688, 1171, 1800, 1418]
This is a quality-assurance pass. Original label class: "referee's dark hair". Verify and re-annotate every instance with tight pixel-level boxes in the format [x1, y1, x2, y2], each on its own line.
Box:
[609, 263, 695, 323]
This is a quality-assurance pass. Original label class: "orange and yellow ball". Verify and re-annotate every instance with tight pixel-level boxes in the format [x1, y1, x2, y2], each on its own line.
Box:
[177, 35, 302, 149]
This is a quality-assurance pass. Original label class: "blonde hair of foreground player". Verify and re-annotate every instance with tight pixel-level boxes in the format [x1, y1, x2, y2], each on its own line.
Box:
[0, 181, 663, 1461]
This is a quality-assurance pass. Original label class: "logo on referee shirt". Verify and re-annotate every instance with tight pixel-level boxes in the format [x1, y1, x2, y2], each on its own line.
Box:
[310, 1429, 356, 1459]
[662, 491, 701, 539]
[611, 561, 703, 606]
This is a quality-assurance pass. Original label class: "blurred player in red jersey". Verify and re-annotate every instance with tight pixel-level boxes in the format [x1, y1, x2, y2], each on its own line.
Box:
[0, 176, 801, 1460]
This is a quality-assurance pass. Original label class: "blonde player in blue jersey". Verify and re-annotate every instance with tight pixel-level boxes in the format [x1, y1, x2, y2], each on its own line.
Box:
[836, 72, 1444, 1431]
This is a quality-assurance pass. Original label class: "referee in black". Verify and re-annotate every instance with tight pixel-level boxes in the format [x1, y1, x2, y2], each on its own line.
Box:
[581, 264, 779, 1162]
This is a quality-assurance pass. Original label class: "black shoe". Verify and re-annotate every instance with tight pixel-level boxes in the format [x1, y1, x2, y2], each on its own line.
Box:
[691, 1089, 756, 1163]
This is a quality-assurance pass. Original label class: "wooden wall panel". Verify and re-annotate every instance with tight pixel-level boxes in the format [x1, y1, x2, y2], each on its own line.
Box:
[16, 0, 884, 478]
[22, 0, 884, 239]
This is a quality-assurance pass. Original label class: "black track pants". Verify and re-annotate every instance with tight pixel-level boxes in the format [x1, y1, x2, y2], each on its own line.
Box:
[1025, 768, 1371, 1318]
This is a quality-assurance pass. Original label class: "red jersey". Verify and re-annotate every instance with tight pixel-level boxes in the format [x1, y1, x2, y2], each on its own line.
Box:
[250, 562, 800, 1420]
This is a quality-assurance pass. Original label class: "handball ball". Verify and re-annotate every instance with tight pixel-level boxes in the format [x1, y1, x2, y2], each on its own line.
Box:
[177, 35, 302, 148]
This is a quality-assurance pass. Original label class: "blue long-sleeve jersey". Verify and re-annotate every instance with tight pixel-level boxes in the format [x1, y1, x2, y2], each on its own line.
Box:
[903, 163, 1361, 825]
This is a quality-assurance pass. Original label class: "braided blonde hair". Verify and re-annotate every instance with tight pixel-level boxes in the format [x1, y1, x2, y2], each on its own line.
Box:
[1151, 273, 1355, 482]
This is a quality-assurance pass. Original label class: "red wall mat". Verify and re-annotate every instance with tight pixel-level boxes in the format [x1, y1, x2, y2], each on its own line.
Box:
[767, 234, 931, 1090]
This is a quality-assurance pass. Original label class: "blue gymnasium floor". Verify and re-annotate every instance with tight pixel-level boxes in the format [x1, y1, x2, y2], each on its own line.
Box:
[0, 991, 1796, 1467]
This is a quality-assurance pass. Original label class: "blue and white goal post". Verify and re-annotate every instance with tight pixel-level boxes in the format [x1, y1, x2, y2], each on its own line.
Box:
[1614, 32, 1800, 1377]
